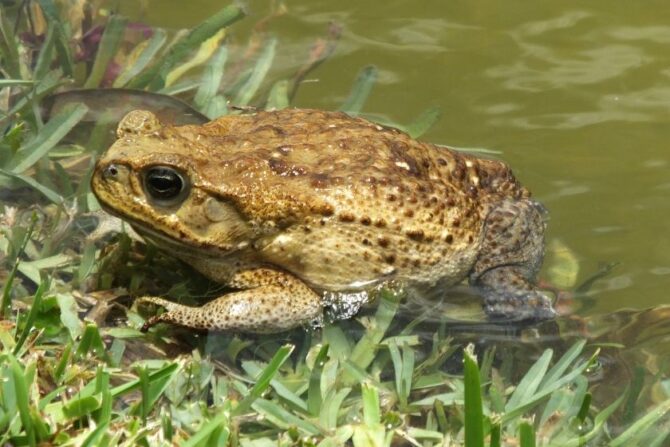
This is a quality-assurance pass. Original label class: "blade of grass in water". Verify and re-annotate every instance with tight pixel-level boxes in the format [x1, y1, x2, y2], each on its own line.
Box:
[84, 15, 128, 88]
[33, 23, 57, 80]
[129, 5, 245, 90]
[464, 344, 484, 447]
[406, 106, 442, 138]
[8, 103, 88, 173]
[609, 397, 670, 447]
[0, 80, 36, 87]
[0, 10, 21, 78]
[166, 30, 226, 87]
[113, 29, 168, 88]
[339, 65, 377, 115]
[267, 79, 290, 110]
[0, 168, 64, 203]
[36, 0, 74, 76]
[194, 45, 228, 115]
[233, 37, 277, 106]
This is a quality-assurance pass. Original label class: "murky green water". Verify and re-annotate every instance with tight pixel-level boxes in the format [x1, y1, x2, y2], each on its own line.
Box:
[120, 0, 670, 318]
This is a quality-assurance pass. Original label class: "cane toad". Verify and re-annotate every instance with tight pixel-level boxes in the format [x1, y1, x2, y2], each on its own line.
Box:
[91, 108, 555, 333]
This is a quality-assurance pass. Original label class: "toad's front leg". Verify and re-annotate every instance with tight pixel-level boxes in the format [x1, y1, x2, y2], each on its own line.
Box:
[138, 268, 322, 333]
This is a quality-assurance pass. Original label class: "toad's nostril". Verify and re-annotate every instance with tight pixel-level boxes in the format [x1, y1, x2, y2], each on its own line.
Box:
[103, 164, 119, 179]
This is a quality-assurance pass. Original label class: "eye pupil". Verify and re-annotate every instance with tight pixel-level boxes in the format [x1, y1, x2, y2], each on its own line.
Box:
[144, 166, 187, 202]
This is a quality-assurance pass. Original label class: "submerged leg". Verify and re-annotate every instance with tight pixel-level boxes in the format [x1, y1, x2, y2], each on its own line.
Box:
[470, 199, 555, 321]
[139, 268, 322, 333]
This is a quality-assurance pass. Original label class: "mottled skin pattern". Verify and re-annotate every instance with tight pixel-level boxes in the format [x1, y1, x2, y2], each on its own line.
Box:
[91, 108, 555, 333]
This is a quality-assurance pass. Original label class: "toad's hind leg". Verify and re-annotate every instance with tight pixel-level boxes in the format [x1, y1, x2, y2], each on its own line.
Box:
[139, 268, 322, 333]
[469, 199, 555, 321]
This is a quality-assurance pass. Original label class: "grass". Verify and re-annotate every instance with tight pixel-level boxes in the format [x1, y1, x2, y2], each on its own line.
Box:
[2, 1, 670, 445]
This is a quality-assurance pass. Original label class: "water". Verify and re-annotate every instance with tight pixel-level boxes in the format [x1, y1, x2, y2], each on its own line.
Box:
[119, 0, 670, 316]
[115, 0, 670, 432]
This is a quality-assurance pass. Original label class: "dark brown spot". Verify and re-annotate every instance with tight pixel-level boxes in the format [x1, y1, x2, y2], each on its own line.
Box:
[452, 218, 460, 227]
[360, 216, 371, 226]
[310, 173, 331, 188]
[404, 209, 414, 218]
[254, 124, 286, 136]
[446, 198, 456, 207]
[268, 158, 307, 177]
[378, 237, 390, 248]
[386, 194, 397, 202]
[389, 141, 420, 176]
[338, 213, 355, 223]
[374, 219, 387, 228]
[468, 235, 474, 243]
[319, 204, 334, 216]
[406, 229, 425, 241]
[445, 234, 453, 244]
[362, 238, 371, 246]
[385, 255, 396, 264]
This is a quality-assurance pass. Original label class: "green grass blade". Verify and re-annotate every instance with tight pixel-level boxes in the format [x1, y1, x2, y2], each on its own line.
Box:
[267, 79, 290, 110]
[13, 278, 49, 356]
[0, 169, 63, 203]
[113, 29, 168, 88]
[36, 0, 74, 76]
[551, 392, 624, 447]
[339, 65, 377, 115]
[505, 349, 553, 412]
[84, 15, 128, 88]
[0, 80, 36, 87]
[489, 417, 501, 447]
[33, 23, 57, 80]
[131, 5, 245, 90]
[463, 344, 484, 447]
[405, 106, 442, 138]
[609, 397, 670, 447]
[233, 344, 294, 415]
[233, 37, 277, 106]
[539, 340, 586, 389]
[502, 359, 591, 423]
[8, 355, 35, 445]
[252, 398, 323, 435]
[0, 10, 21, 78]
[518, 419, 536, 447]
[1, 213, 37, 317]
[361, 382, 381, 426]
[194, 45, 228, 111]
[181, 412, 229, 447]
[320, 387, 351, 430]
[308, 344, 329, 415]
[9, 102, 88, 173]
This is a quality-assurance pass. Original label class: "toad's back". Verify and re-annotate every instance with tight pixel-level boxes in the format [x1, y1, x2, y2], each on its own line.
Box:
[162, 109, 530, 290]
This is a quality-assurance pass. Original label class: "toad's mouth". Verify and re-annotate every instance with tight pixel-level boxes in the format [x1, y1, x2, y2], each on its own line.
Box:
[100, 204, 240, 259]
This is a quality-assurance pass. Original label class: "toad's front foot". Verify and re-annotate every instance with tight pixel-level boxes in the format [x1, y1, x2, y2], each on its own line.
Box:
[137, 268, 323, 333]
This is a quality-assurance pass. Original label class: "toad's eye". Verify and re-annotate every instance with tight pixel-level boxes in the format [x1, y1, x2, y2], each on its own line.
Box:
[143, 166, 189, 205]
